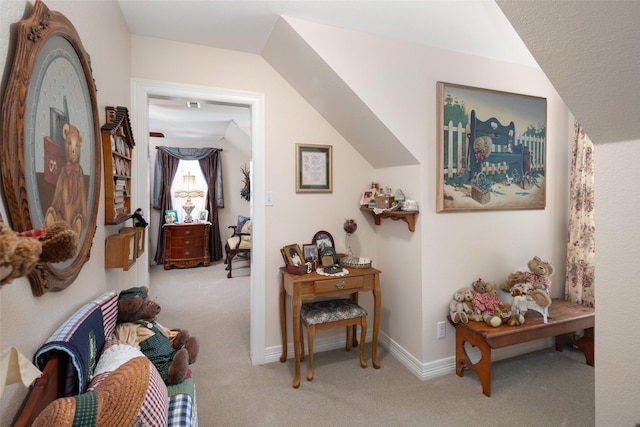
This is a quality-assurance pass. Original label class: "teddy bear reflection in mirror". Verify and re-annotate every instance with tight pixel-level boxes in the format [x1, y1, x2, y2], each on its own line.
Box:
[44, 123, 87, 237]
[115, 286, 199, 385]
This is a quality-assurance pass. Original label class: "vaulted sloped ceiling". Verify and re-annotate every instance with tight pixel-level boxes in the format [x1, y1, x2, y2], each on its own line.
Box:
[121, 1, 638, 150]
[118, 0, 537, 168]
[497, 0, 640, 144]
[262, 17, 418, 168]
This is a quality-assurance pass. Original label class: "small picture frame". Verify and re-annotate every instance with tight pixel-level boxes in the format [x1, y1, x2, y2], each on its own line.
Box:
[165, 209, 178, 223]
[320, 246, 338, 267]
[360, 189, 377, 206]
[283, 244, 304, 267]
[303, 244, 318, 262]
[198, 209, 209, 222]
[295, 143, 332, 193]
[312, 230, 334, 253]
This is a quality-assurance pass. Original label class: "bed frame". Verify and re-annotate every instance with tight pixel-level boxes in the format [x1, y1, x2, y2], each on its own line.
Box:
[12, 352, 67, 426]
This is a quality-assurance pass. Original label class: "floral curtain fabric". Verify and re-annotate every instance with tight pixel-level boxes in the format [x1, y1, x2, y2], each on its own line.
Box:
[565, 122, 595, 306]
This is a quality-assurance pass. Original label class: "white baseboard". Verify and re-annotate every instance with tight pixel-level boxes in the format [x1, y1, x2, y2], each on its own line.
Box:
[265, 331, 554, 381]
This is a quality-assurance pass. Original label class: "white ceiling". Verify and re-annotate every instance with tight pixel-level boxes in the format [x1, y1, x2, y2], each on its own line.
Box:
[148, 96, 251, 140]
[122, 0, 637, 145]
[123, 0, 538, 141]
[118, 0, 537, 65]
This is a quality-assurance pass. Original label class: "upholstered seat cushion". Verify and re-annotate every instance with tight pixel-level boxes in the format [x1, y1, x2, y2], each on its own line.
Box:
[227, 236, 251, 250]
[301, 299, 367, 325]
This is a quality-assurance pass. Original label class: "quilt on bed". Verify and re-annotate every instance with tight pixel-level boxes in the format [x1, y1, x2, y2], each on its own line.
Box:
[31, 291, 198, 426]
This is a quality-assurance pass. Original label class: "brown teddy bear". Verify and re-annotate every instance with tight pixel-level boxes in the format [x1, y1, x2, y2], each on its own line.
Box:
[502, 256, 554, 294]
[114, 286, 199, 385]
[0, 213, 78, 285]
[501, 256, 554, 322]
[44, 122, 88, 237]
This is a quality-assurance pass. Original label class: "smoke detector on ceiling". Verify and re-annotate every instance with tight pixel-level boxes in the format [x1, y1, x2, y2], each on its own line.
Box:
[186, 101, 201, 109]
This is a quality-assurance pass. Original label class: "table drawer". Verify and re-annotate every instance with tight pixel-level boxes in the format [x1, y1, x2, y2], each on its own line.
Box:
[170, 236, 204, 249]
[168, 226, 201, 238]
[314, 276, 364, 293]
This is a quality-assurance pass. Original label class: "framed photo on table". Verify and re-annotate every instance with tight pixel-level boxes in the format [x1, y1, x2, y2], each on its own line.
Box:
[312, 230, 334, 253]
[436, 82, 547, 212]
[1, 1, 101, 295]
[303, 244, 318, 262]
[282, 244, 304, 267]
[295, 143, 332, 193]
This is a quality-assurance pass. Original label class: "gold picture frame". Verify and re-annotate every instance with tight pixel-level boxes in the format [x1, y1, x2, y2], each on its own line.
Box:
[1, 0, 101, 295]
[282, 244, 304, 267]
[436, 82, 547, 212]
[295, 143, 332, 193]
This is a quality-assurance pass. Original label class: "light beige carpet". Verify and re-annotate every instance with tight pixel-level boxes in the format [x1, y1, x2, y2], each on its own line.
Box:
[150, 260, 594, 426]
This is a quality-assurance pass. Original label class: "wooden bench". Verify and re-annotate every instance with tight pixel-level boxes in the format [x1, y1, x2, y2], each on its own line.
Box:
[449, 298, 594, 397]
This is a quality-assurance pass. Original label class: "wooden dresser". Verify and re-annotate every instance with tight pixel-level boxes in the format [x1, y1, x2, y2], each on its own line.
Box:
[163, 222, 210, 269]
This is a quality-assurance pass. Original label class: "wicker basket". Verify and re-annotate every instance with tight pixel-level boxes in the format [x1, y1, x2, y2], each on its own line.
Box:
[471, 185, 490, 204]
[338, 257, 372, 269]
[471, 172, 491, 205]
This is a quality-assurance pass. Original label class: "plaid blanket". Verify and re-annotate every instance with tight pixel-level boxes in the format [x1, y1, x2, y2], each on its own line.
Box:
[34, 292, 117, 395]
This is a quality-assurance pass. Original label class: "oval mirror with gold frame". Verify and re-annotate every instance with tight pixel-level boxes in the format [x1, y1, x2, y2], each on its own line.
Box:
[1, 0, 101, 295]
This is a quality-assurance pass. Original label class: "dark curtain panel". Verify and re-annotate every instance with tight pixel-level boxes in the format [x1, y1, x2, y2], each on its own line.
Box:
[153, 148, 181, 264]
[199, 151, 223, 260]
[152, 146, 224, 263]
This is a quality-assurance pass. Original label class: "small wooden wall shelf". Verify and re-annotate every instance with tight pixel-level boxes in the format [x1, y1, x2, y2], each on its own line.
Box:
[360, 207, 418, 232]
[101, 106, 135, 225]
[105, 227, 136, 270]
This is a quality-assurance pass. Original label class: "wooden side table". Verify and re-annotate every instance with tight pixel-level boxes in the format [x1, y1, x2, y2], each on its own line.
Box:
[163, 222, 210, 269]
[279, 267, 382, 388]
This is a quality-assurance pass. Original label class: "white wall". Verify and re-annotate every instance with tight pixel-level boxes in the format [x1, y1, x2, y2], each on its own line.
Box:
[129, 35, 379, 348]
[288, 19, 571, 363]
[0, 1, 585, 423]
[0, 1, 133, 423]
[594, 139, 640, 424]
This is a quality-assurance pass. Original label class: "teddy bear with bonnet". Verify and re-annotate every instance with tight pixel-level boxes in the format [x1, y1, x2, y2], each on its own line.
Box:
[114, 286, 199, 385]
[0, 213, 78, 285]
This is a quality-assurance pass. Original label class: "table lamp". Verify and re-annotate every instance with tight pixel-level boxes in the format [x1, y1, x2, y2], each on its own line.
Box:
[175, 172, 204, 223]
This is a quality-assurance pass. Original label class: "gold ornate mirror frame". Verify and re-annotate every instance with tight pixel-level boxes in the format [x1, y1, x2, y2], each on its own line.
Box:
[1, 0, 101, 295]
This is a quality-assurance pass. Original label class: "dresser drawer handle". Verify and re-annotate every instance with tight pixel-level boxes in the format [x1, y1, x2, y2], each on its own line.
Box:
[184, 230, 191, 235]
[184, 251, 191, 256]
[185, 240, 191, 245]
[335, 281, 345, 289]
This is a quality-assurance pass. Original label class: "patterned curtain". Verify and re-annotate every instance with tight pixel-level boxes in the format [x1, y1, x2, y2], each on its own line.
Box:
[565, 122, 595, 306]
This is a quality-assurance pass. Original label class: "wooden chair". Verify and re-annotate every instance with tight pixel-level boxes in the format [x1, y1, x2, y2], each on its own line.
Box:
[224, 216, 251, 278]
[299, 299, 367, 381]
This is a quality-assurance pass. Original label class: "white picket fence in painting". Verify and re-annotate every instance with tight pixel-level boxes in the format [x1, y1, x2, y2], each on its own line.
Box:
[443, 120, 545, 179]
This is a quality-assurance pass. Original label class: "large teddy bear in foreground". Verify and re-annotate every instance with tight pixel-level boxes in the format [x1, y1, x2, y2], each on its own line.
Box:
[115, 286, 199, 385]
[0, 213, 78, 285]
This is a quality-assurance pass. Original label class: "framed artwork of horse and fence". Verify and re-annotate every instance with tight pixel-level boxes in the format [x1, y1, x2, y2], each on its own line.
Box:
[436, 82, 547, 212]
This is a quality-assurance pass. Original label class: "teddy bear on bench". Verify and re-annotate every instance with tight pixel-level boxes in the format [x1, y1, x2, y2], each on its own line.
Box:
[115, 286, 199, 385]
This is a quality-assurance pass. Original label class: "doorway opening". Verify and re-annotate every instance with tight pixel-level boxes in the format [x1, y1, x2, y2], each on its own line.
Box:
[132, 79, 266, 365]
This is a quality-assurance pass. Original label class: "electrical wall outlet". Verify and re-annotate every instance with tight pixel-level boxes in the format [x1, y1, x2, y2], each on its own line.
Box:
[437, 321, 446, 339]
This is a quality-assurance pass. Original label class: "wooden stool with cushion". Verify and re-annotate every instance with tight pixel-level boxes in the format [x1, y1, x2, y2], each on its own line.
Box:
[299, 299, 367, 381]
